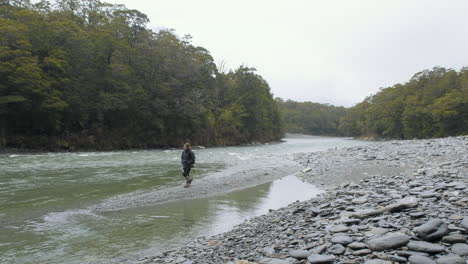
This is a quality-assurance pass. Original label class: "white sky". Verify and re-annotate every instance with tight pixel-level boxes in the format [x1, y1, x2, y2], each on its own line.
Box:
[104, 0, 468, 106]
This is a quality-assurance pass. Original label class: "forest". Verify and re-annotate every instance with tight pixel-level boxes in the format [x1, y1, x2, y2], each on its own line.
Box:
[276, 99, 346, 136]
[339, 67, 468, 139]
[0, 0, 282, 150]
[1, 1, 467, 151]
[276, 67, 468, 139]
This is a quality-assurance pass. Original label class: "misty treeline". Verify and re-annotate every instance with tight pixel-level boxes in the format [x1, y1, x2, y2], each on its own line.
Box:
[0, 0, 282, 149]
[276, 99, 347, 136]
[339, 67, 468, 139]
[282, 67, 468, 139]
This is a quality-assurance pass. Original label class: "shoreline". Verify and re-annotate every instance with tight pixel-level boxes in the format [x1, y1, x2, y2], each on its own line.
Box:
[0, 132, 378, 154]
[0, 140, 286, 154]
[91, 156, 302, 213]
[141, 136, 468, 264]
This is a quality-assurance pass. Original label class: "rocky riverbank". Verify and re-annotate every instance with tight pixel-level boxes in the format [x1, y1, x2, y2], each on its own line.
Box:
[142, 136, 468, 264]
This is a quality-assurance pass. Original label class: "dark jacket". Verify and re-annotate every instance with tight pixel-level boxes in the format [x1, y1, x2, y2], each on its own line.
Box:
[181, 149, 195, 167]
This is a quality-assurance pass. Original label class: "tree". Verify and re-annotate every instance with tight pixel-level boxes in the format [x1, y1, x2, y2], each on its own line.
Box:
[339, 67, 468, 139]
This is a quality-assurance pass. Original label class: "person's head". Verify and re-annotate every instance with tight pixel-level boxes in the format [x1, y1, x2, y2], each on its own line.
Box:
[183, 143, 191, 151]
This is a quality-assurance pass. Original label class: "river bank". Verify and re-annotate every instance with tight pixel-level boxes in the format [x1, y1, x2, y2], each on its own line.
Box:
[142, 136, 468, 264]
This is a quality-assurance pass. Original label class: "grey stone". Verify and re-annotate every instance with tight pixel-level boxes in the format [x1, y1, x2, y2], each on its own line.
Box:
[442, 234, 467, 244]
[329, 224, 349, 233]
[307, 254, 336, 263]
[352, 248, 371, 255]
[410, 212, 426, 218]
[343, 218, 361, 225]
[348, 242, 367, 249]
[328, 244, 345, 255]
[407, 241, 446, 253]
[388, 255, 407, 262]
[331, 235, 353, 245]
[395, 250, 430, 257]
[175, 257, 187, 263]
[366, 233, 410, 251]
[420, 191, 438, 198]
[413, 219, 449, 241]
[258, 258, 295, 264]
[288, 249, 310, 259]
[364, 260, 391, 264]
[462, 216, 468, 230]
[352, 197, 368, 204]
[311, 244, 327, 254]
[436, 255, 466, 264]
[366, 227, 388, 237]
[451, 243, 468, 256]
[261, 247, 275, 257]
[409, 255, 436, 264]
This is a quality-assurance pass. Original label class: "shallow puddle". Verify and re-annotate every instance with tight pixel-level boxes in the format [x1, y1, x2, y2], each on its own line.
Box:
[106, 175, 323, 263]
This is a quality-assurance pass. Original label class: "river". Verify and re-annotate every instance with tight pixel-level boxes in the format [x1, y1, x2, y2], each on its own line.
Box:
[0, 135, 367, 264]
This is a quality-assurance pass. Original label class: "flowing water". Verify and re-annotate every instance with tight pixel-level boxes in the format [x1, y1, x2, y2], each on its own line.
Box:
[0, 135, 367, 264]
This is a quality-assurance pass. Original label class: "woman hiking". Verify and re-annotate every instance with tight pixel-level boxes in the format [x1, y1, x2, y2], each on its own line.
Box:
[181, 143, 196, 187]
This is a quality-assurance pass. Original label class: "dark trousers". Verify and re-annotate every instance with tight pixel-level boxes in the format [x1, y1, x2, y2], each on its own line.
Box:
[183, 166, 192, 183]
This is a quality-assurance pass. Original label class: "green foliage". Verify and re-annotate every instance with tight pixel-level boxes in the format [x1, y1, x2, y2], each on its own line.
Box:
[276, 99, 347, 136]
[339, 67, 468, 139]
[0, 1, 282, 149]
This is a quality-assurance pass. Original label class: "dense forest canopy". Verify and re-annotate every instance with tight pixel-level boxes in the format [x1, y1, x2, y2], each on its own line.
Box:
[0, 0, 282, 149]
[276, 99, 347, 136]
[339, 67, 468, 139]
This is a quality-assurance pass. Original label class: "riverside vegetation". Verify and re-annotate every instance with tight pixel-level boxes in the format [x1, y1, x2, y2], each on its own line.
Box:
[2, 1, 468, 151]
[0, 0, 281, 150]
[144, 136, 468, 264]
[280, 67, 468, 139]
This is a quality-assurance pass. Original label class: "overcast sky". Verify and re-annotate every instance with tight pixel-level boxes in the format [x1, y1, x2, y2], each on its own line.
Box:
[105, 0, 468, 106]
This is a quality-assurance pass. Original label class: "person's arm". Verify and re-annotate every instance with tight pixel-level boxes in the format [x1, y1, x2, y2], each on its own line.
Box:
[190, 151, 195, 166]
[181, 152, 184, 164]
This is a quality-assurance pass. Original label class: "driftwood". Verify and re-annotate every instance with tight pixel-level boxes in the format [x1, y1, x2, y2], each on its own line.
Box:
[351, 196, 419, 219]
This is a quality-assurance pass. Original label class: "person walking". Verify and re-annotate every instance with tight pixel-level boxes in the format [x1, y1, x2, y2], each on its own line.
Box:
[181, 143, 196, 187]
